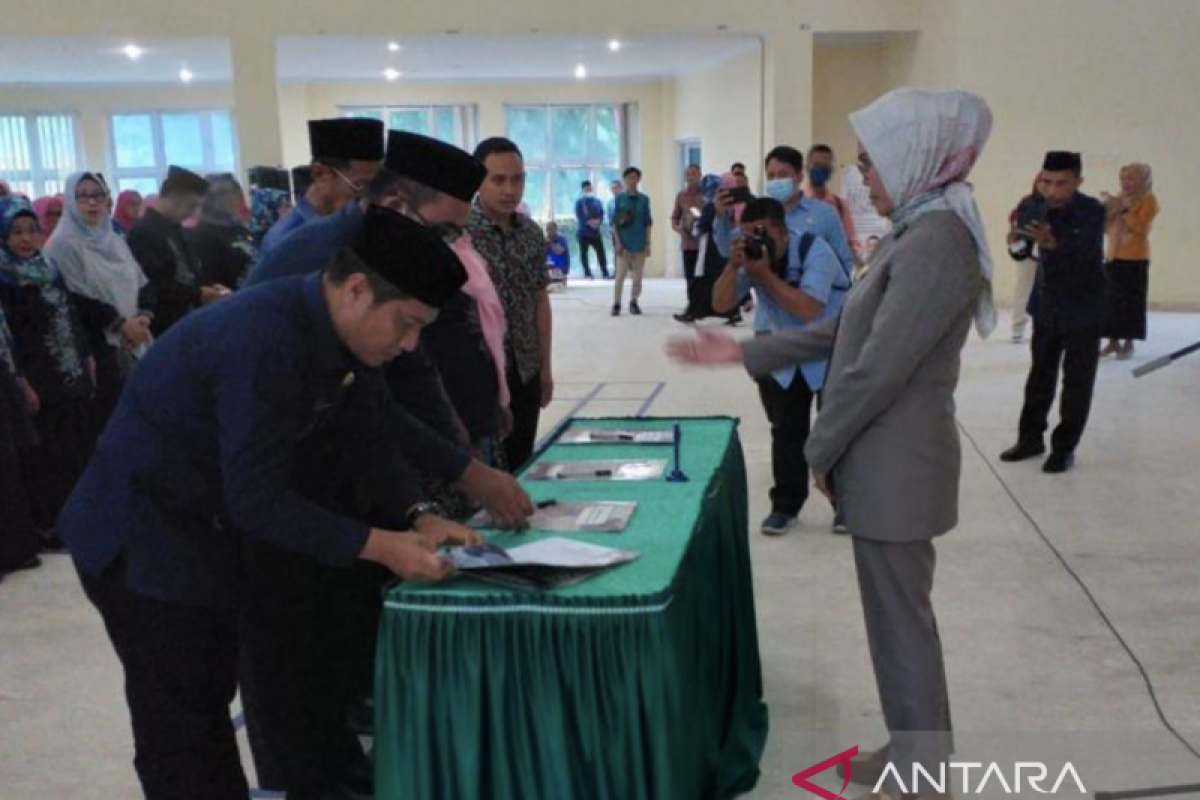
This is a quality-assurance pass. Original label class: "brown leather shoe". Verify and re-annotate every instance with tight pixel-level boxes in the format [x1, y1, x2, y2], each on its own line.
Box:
[839, 742, 892, 787]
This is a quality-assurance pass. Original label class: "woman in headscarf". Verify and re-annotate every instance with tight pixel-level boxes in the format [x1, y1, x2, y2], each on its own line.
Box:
[248, 187, 292, 248]
[1101, 163, 1158, 359]
[0, 197, 96, 543]
[112, 190, 144, 236]
[32, 196, 65, 240]
[0, 294, 43, 576]
[186, 174, 256, 289]
[43, 173, 153, 430]
[669, 88, 994, 800]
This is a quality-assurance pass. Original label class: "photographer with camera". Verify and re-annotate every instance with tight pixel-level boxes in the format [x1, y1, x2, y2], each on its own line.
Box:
[1001, 151, 1107, 474]
[712, 197, 850, 537]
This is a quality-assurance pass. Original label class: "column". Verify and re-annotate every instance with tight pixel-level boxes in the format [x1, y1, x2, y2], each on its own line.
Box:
[762, 26, 815, 155]
[229, 27, 285, 172]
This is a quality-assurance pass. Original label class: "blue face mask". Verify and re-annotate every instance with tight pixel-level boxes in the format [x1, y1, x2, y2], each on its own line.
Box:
[764, 178, 795, 203]
[808, 167, 833, 188]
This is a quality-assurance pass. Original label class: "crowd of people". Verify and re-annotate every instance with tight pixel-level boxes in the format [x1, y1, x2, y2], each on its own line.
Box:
[0, 84, 1163, 799]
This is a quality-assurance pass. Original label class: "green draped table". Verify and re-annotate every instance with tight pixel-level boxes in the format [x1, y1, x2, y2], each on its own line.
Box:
[374, 417, 768, 799]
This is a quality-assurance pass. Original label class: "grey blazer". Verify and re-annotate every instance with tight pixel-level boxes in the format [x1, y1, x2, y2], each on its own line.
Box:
[742, 211, 983, 543]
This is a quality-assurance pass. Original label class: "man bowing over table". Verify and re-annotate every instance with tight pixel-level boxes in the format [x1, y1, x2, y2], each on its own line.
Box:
[56, 208, 479, 800]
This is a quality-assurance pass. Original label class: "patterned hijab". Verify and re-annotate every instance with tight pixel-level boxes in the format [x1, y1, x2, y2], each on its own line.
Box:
[0, 196, 58, 287]
[250, 187, 290, 236]
[850, 88, 996, 338]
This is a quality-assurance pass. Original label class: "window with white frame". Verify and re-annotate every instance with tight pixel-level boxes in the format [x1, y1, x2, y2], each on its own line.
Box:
[340, 105, 476, 151]
[109, 110, 238, 195]
[505, 104, 627, 221]
[0, 112, 83, 197]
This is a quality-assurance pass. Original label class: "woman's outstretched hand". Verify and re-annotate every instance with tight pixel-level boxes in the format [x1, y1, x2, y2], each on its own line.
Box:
[665, 326, 745, 367]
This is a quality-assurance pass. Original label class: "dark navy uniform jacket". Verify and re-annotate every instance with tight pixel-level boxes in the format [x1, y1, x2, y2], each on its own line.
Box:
[58, 273, 404, 609]
[247, 202, 495, 445]
[1026, 192, 1108, 334]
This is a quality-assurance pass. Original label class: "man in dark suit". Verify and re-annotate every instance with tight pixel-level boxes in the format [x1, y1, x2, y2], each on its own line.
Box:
[1001, 151, 1107, 474]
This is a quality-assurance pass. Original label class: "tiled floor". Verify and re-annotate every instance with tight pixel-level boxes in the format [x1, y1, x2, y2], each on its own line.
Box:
[2, 278, 1198, 799]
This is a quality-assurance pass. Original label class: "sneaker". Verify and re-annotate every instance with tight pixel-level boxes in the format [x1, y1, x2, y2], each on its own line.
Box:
[611, 304, 621, 317]
[673, 313, 696, 324]
[1042, 451, 1075, 474]
[999, 441, 1045, 462]
[832, 508, 849, 535]
[760, 512, 796, 537]
[630, 301, 642, 316]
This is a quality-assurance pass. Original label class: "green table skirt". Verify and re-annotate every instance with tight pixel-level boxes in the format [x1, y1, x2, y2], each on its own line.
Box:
[374, 418, 768, 799]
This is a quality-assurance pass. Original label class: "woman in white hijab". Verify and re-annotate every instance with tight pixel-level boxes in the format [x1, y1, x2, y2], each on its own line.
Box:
[669, 88, 994, 800]
[44, 172, 154, 428]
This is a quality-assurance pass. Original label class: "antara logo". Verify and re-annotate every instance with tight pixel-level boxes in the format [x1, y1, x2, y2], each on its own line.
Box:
[792, 747, 1089, 797]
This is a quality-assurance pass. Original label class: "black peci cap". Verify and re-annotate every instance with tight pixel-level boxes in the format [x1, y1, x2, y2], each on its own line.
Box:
[349, 206, 467, 308]
[385, 130, 486, 202]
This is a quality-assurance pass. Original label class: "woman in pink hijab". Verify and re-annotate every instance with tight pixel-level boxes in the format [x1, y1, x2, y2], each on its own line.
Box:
[32, 196, 64, 240]
[112, 190, 144, 235]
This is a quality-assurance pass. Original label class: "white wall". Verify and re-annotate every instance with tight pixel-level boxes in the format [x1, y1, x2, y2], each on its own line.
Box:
[882, 0, 1200, 309]
[812, 42, 888, 196]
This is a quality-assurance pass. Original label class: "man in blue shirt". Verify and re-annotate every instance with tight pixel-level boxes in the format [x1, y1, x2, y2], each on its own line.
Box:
[57, 209, 478, 798]
[545, 220, 571, 280]
[574, 180, 609, 278]
[611, 166, 653, 316]
[259, 117, 385, 256]
[713, 145, 856, 273]
[605, 178, 623, 245]
[712, 198, 851, 537]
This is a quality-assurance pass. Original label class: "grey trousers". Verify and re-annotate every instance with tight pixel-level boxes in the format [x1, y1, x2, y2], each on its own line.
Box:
[853, 536, 954, 795]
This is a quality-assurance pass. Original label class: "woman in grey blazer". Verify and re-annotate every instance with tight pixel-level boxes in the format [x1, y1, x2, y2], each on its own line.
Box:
[669, 88, 996, 800]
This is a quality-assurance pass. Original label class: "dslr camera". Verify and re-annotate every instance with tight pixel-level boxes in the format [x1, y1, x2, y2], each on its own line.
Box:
[743, 225, 774, 263]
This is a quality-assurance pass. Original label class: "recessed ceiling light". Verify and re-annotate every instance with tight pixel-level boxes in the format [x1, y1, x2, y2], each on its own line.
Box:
[608, 39, 621, 52]
[123, 44, 143, 61]
[383, 68, 402, 82]
[574, 63, 588, 80]
[179, 67, 194, 83]
[388, 41, 401, 52]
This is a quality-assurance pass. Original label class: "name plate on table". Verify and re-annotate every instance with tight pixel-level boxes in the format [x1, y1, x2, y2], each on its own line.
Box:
[559, 428, 675, 445]
[525, 459, 667, 482]
[469, 501, 637, 533]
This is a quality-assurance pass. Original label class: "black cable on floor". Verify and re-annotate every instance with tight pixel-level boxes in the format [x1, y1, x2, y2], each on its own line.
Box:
[956, 420, 1200, 766]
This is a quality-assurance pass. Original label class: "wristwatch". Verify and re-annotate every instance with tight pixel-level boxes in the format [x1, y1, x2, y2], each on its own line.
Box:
[404, 501, 444, 531]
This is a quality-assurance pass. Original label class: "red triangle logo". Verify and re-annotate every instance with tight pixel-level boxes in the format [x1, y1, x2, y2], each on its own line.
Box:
[792, 745, 860, 800]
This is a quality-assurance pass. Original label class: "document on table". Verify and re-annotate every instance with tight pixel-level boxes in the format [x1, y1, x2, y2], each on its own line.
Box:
[559, 428, 675, 445]
[469, 501, 637, 533]
[525, 459, 668, 482]
[441, 538, 640, 591]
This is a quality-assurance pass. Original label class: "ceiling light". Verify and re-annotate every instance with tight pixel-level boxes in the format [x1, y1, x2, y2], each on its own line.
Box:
[383, 68, 401, 82]
[123, 44, 143, 61]
[608, 39, 621, 52]
[574, 64, 588, 80]
[388, 41, 401, 52]
[179, 67, 194, 83]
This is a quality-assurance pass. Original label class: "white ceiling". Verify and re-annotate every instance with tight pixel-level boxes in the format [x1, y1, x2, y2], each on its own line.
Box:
[0, 34, 762, 85]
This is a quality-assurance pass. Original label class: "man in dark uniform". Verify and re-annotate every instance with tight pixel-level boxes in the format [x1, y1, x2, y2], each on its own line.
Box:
[57, 208, 478, 800]
[128, 165, 227, 335]
[1001, 151, 1107, 474]
[260, 117, 385, 255]
[242, 133, 532, 796]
